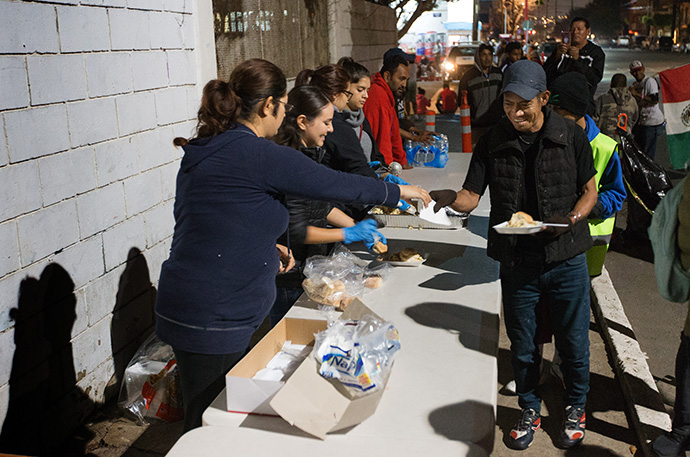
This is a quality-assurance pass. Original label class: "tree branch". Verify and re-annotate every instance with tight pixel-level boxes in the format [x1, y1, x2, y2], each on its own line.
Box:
[397, 0, 438, 39]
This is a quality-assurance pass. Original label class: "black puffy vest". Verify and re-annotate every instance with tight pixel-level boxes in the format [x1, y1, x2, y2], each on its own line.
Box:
[482, 109, 593, 266]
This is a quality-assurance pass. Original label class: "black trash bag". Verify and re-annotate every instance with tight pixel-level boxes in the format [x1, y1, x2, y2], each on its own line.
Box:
[616, 125, 673, 215]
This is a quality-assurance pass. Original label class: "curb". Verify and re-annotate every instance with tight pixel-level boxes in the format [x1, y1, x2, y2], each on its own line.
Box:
[591, 267, 671, 456]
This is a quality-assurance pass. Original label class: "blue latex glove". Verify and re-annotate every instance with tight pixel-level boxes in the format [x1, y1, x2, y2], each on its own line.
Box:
[368, 161, 382, 168]
[342, 219, 387, 247]
[383, 173, 410, 185]
[397, 199, 412, 211]
[365, 230, 387, 251]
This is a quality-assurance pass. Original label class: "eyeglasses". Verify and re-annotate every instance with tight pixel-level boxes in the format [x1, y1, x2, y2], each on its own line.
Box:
[342, 90, 354, 101]
[276, 99, 294, 112]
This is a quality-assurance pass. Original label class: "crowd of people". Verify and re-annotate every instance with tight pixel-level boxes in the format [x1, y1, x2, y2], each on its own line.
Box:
[151, 14, 684, 454]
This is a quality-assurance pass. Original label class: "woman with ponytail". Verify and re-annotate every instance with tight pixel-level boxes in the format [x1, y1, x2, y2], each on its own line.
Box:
[270, 86, 387, 325]
[155, 59, 431, 431]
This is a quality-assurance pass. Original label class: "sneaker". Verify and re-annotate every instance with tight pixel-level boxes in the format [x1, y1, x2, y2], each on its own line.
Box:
[508, 408, 541, 450]
[559, 405, 586, 448]
[651, 429, 690, 456]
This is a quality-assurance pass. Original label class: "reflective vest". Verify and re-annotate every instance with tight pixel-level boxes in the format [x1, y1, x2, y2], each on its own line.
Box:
[587, 132, 619, 275]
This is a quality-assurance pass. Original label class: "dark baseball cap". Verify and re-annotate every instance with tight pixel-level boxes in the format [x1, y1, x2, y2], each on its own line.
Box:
[502, 60, 547, 101]
[383, 48, 416, 63]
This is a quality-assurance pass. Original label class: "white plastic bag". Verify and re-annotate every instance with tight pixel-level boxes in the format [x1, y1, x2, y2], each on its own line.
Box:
[118, 333, 183, 425]
[313, 314, 400, 395]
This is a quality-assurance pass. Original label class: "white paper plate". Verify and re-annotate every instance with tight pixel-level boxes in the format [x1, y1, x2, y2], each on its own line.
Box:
[493, 221, 545, 235]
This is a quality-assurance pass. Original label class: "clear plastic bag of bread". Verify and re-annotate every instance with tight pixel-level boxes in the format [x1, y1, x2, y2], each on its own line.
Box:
[331, 246, 390, 290]
[302, 254, 365, 310]
[313, 314, 401, 395]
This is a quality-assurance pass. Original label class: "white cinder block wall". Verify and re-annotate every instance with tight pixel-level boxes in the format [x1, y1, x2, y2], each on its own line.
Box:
[0, 0, 216, 448]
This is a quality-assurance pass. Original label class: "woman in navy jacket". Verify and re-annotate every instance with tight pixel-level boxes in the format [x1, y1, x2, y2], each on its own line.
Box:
[155, 59, 430, 431]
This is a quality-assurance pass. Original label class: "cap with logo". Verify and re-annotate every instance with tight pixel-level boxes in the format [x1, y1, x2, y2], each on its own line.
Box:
[502, 60, 547, 101]
[629, 60, 644, 70]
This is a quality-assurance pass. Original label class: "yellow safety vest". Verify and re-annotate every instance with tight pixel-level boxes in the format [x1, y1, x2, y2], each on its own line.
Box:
[587, 132, 619, 276]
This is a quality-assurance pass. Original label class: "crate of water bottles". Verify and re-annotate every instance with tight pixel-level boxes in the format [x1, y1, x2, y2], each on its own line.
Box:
[404, 134, 449, 168]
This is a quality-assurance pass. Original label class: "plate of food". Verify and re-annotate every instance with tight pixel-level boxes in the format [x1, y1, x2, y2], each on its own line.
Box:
[380, 248, 426, 266]
[493, 211, 545, 234]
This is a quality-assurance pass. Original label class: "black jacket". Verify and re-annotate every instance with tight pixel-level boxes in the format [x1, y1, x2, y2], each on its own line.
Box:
[464, 108, 596, 266]
[543, 40, 605, 115]
[276, 147, 334, 288]
[323, 111, 384, 177]
[323, 110, 386, 220]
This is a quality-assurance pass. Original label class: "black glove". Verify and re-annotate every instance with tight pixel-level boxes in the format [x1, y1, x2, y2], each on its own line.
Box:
[538, 215, 573, 238]
[588, 202, 604, 220]
[429, 189, 458, 213]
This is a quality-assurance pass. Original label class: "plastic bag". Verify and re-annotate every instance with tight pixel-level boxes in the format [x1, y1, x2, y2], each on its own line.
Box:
[118, 333, 183, 425]
[404, 134, 449, 168]
[313, 314, 400, 395]
[302, 254, 364, 310]
[617, 125, 673, 215]
[302, 248, 391, 309]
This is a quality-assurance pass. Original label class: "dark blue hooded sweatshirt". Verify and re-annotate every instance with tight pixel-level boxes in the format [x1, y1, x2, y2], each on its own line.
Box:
[155, 124, 399, 354]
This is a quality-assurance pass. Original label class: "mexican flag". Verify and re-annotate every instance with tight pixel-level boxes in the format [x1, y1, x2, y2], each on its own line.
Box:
[659, 63, 690, 169]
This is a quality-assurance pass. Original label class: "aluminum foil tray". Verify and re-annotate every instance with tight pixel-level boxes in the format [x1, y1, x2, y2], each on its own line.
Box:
[369, 209, 468, 230]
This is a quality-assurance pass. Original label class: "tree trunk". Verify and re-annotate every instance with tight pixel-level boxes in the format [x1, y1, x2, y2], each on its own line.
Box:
[397, 0, 437, 39]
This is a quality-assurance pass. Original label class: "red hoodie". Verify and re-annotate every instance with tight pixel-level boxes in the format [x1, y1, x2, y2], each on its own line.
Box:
[363, 72, 407, 165]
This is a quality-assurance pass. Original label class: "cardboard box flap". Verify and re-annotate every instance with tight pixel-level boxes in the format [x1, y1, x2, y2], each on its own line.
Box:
[269, 299, 387, 439]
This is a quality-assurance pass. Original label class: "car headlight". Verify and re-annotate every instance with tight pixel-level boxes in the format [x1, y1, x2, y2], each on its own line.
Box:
[443, 62, 455, 71]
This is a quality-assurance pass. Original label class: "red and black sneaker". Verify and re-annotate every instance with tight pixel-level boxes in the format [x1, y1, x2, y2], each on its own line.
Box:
[559, 405, 586, 448]
[508, 408, 541, 450]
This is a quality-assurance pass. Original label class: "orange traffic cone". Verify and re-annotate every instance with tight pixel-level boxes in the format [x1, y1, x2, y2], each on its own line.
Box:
[460, 90, 472, 153]
[425, 109, 436, 132]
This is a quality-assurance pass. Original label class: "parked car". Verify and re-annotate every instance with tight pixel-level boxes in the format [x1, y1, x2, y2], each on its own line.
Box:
[633, 36, 649, 49]
[673, 39, 690, 53]
[442, 43, 480, 80]
[650, 36, 674, 51]
[616, 36, 630, 48]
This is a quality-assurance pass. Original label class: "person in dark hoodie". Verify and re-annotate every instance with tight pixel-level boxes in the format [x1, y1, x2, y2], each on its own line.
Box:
[458, 43, 504, 143]
[155, 59, 431, 432]
[593, 73, 639, 139]
[270, 85, 388, 325]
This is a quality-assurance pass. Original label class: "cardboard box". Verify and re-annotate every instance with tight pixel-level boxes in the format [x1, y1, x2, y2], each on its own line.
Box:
[269, 299, 389, 439]
[225, 317, 328, 415]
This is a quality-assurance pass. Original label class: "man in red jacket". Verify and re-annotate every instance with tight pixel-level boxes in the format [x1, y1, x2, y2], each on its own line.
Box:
[363, 48, 414, 167]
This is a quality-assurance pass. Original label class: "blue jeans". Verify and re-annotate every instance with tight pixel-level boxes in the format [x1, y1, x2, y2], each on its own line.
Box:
[501, 253, 591, 412]
[633, 123, 665, 161]
[269, 286, 303, 327]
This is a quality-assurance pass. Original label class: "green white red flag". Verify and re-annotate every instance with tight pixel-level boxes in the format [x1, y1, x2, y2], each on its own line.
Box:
[659, 63, 690, 169]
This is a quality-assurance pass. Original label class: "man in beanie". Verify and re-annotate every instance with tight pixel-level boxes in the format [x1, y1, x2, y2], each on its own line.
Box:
[458, 43, 503, 144]
[550, 72, 626, 276]
[429, 60, 597, 450]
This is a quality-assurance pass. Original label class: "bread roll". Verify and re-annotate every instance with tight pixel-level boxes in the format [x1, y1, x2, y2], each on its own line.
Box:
[372, 241, 388, 254]
[508, 211, 535, 227]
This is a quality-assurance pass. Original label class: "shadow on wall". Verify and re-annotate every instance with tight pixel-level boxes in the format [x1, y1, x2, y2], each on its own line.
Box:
[0, 263, 95, 455]
[108, 247, 157, 402]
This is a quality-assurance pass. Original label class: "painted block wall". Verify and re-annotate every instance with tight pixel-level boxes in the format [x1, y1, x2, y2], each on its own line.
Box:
[328, 0, 398, 74]
[0, 0, 216, 452]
